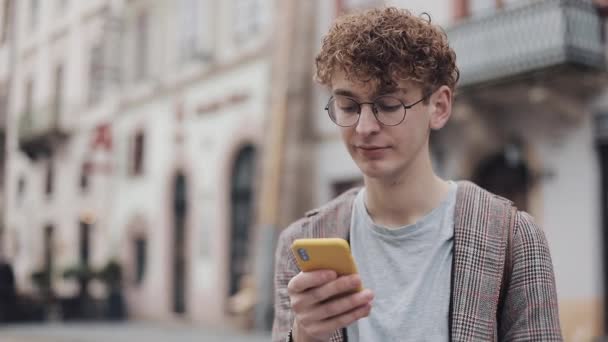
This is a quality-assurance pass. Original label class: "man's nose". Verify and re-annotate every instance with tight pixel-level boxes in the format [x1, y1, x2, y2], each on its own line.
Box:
[355, 104, 381, 135]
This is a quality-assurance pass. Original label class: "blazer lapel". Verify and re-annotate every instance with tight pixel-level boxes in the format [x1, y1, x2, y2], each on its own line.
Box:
[450, 181, 512, 341]
[307, 188, 358, 240]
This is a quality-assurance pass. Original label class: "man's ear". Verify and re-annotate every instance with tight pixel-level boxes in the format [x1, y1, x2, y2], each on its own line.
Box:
[429, 85, 452, 130]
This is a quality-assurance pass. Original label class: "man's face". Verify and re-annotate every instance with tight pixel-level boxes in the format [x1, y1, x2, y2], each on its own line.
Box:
[330, 71, 440, 182]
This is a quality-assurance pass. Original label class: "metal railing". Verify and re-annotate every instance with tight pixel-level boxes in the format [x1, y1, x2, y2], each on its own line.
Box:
[18, 102, 66, 144]
[447, 0, 605, 87]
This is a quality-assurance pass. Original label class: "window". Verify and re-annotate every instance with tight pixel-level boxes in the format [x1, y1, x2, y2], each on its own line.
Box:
[79, 220, 91, 266]
[79, 163, 90, 192]
[134, 237, 146, 285]
[134, 11, 149, 81]
[29, 0, 39, 31]
[16, 175, 25, 202]
[457, 0, 508, 19]
[43, 225, 54, 280]
[469, 0, 497, 16]
[336, 0, 379, 15]
[53, 64, 63, 119]
[88, 43, 103, 105]
[24, 79, 33, 116]
[1, 0, 12, 44]
[22, 79, 34, 128]
[0, 82, 7, 129]
[0, 225, 4, 255]
[130, 131, 145, 176]
[177, 0, 206, 63]
[229, 146, 256, 297]
[171, 173, 187, 313]
[0, 83, 4, 181]
[45, 158, 54, 196]
[57, 0, 68, 14]
[234, 0, 261, 43]
[472, 144, 531, 211]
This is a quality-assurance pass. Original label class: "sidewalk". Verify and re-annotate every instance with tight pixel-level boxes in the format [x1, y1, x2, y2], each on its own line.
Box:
[0, 322, 271, 342]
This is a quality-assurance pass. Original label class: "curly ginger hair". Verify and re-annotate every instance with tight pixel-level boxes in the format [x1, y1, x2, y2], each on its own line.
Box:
[315, 7, 459, 96]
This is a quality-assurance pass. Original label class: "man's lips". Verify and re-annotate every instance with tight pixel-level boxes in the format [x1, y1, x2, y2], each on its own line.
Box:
[356, 145, 390, 150]
[355, 145, 391, 158]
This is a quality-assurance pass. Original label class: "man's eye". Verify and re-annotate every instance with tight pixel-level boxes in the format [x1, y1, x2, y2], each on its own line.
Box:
[377, 104, 401, 112]
[339, 105, 358, 113]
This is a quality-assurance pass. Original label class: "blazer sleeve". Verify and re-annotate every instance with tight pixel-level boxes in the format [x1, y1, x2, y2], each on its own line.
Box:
[498, 211, 563, 341]
[271, 221, 303, 342]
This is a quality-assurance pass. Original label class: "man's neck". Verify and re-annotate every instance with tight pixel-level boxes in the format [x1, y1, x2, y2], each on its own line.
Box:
[363, 152, 451, 229]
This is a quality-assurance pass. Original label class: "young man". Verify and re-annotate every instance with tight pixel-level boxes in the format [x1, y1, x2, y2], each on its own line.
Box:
[272, 7, 562, 342]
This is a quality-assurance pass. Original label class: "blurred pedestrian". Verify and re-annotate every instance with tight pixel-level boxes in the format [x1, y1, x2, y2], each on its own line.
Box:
[272, 7, 562, 342]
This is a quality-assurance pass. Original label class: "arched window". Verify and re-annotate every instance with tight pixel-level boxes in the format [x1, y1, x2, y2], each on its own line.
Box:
[79, 220, 91, 266]
[43, 225, 54, 290]
[130, 131, 145, 176]
[229, 145, 256, 297]
[45, 158, 54, 196]
[472, 144, 531, 211]
[172, 172, 188, 314]
[133, 236, 146, 286]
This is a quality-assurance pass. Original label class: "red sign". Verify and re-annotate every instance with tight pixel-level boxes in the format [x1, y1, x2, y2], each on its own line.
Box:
[92, 123, 112, 151]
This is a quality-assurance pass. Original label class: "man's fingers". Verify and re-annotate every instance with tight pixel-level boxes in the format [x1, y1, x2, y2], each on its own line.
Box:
[289, 274, 371, 340]
[307, 303, 372, 337]
[305, 289, 374, 321]
[287, 270, 337, 295]
[308, 274, 362, 304]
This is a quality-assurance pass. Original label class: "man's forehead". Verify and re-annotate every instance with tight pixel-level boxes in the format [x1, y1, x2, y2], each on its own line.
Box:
[330, 71, 419, 97]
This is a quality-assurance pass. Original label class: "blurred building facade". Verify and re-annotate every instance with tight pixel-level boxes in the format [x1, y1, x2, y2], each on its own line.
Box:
[2, 0, 608, 340]
[3, 0, 112, 306]
[0, 0, 11, 259]
[444, 1, 607, 340]
[1, 0, 274, 326]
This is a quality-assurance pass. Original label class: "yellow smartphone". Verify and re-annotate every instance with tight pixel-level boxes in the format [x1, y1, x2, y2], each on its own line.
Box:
[291, 238, 361, 291]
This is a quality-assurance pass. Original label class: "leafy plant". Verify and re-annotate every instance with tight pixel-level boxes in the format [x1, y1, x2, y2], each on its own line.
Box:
[30, 269, 51, 290]
[96, 260, 122, 290]
[62, 264, 95, 281]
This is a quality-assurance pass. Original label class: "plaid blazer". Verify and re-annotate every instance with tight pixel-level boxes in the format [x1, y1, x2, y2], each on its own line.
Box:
[272, 181, 562, 341]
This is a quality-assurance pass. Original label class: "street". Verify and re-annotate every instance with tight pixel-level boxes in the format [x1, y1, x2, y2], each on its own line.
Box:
[0, 322, 271, 342]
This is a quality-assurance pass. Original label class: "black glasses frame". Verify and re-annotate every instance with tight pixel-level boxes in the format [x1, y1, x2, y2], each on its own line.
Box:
[324, 93, 431, 127]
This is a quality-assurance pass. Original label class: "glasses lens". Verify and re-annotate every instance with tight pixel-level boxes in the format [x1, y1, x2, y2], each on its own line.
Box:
[375, 96, 405, 126]
[327, 97, 360, 126]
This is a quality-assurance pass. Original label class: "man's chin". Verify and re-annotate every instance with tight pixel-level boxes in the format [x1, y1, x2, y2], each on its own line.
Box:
[357, 161, 394, 179]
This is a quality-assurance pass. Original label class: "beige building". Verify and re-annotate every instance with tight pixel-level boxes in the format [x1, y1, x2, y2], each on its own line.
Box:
[3, 0, 125, 298]
[0, 0, 10, 257]
[2, 0, 275, 327]
[3, 0, 608, 339]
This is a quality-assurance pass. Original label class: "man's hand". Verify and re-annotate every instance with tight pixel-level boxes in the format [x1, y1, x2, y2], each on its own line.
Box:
[287, 270, 374, 342]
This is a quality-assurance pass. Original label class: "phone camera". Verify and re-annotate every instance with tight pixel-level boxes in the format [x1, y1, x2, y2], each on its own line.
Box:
[297, 248, 309, 261]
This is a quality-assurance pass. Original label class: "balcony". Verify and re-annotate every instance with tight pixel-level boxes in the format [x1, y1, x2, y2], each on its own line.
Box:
[18, 104, 70, 160]
[448, 0, 604, 87]
[447, 0, 606, 120]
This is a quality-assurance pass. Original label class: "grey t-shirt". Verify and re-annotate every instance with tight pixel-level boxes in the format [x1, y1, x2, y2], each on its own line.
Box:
[346, 182, 457, 341]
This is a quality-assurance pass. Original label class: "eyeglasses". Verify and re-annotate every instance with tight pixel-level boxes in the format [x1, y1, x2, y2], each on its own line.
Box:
[325, 94, 429, 127]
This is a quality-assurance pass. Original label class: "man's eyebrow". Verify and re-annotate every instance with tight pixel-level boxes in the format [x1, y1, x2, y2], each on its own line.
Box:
[332, 87, 410, 98]
[380, 87, 409, 96]
[333, 89, 357, 97]
[368, 87, 411, 98]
